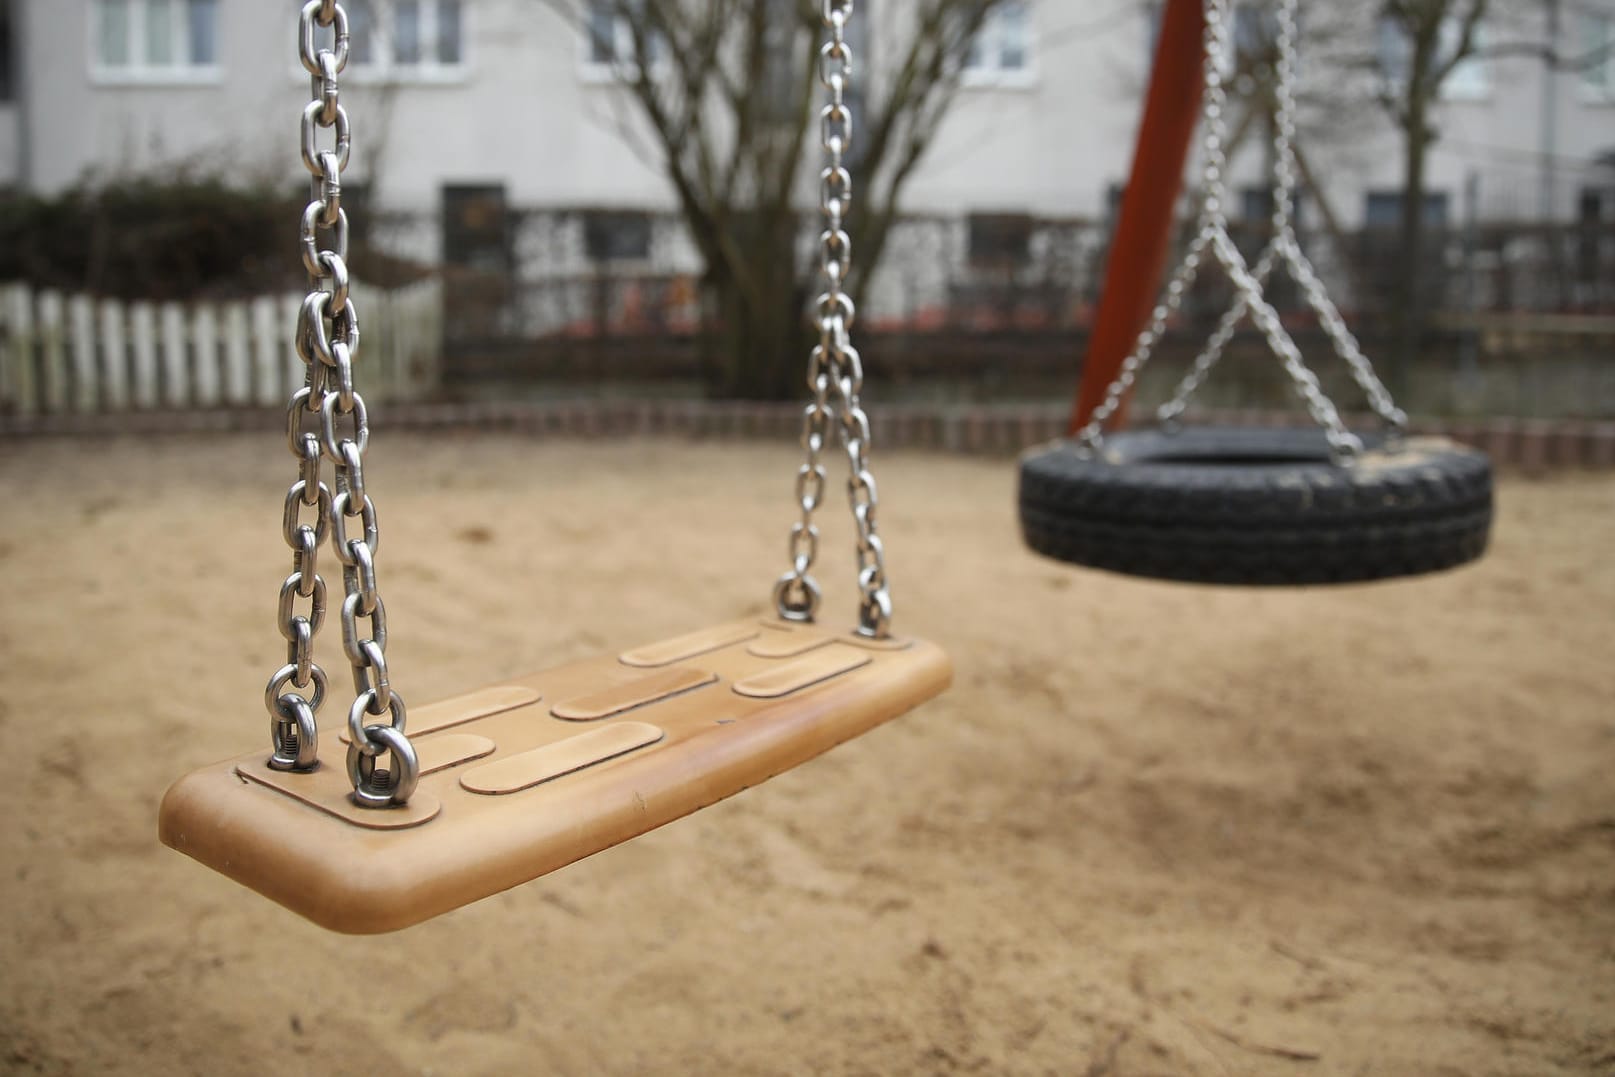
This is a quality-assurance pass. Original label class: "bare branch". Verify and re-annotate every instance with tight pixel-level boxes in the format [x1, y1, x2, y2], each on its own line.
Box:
[528, 0, 1016, 395]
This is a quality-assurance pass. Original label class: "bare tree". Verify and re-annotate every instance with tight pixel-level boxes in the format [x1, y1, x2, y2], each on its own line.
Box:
[539, 0, 1003, 398]
[1221, 1, 1572, 378]
[1368, 0, 1615, 370]
[1206, 2, 1489, 375]
[1192, 6, 1366, 272]
[1368, 0, 1494, 377]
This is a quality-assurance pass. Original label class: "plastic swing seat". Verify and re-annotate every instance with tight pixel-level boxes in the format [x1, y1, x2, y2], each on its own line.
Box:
[162, 1, 937, 934]
[160, 618, 949, 934]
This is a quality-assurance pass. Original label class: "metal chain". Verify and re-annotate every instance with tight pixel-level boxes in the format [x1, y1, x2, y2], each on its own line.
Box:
[272, 0, 417, 808]
[263, 2, 345, 774]
[1157, 0, 1407, 434]
[1076, 0, 1362, 462]
[773, 0, 892, 639]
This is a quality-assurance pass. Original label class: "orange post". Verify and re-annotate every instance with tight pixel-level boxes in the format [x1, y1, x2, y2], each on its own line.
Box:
[1070, 0, 1207, 434]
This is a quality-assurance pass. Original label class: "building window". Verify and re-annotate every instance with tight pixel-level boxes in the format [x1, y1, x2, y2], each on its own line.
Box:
[1231, 4, 1277, 66]
[1147, 2, 1268, 80]
[1577, 186, 1609, 280]
[1375, 18, 1410, 87]
[584, 211, 652, 262]
[1581, 13, 1614, 101]
[0, 0, 14, 102]
[92, 0, 220, 81]
[1238, 186, 1307, 228]
[346, 0, 465, 77]
[1105, 181, 1126, 223]
[968, 213, 1034, 267]
[1240, 187, 1273, 223]
[442, 184, 510, 270]
[1376, 14, 1489, 102]
[757, 0, 798, 119]
[1365, 190, 1450, 230]
[1440, 18, 1489, 100]
[964, 0, 1033, 84]
[583, 0, 661, 72]
[587, 1, 619, 65]
[1580, 187, 1606, 223]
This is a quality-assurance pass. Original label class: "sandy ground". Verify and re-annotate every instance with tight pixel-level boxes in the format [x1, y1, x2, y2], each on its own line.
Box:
[1, 432, 1612, 1076]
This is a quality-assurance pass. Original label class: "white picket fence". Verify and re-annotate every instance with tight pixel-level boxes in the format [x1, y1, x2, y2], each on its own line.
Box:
[0, 279, 442, 416]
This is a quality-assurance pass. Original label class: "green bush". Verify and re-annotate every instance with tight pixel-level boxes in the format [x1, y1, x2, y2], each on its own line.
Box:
[0, 177, 426, 299]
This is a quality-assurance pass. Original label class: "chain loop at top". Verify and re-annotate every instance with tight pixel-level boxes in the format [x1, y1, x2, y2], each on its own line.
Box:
[299, 0, 349, 76]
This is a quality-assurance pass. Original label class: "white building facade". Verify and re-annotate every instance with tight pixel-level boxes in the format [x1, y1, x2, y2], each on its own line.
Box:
[3, 1, 1614, 260]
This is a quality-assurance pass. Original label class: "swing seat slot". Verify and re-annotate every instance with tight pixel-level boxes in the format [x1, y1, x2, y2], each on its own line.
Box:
[619, 623, 761, 667]
[732, 645, 870, 699]
[460, 722, 666, 795]
[159, 618, 950, 934]
[551, 667, 717, 721]
[747, 632, 834, 659]
[416, 732, 499, 775]
[335, 684, 543, 743]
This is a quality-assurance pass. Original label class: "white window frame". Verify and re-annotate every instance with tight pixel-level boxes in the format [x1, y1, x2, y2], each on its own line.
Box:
[578, 1, 663, 84]
[341, 0, 470, 85]
[962, 0, 1036, 89]
[89, 0, 222, 86]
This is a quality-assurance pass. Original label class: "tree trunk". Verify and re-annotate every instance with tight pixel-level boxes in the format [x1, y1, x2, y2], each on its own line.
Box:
[706, 282, 801, 399]
[701, 216, 810, 400]
[1393, 103, 1430, 398]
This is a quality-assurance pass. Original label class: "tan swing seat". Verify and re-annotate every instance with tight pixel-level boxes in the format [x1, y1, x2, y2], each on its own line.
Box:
[159, 618, 949, 934]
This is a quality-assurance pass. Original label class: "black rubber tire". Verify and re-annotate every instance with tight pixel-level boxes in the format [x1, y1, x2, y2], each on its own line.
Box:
[1018, 427, 1493, 585]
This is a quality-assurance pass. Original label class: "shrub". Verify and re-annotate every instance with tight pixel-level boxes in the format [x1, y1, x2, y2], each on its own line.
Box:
[0, 177, 427, 298]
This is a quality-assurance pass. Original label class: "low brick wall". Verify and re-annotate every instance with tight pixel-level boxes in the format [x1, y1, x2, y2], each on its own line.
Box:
[3, 400, 1613, 471]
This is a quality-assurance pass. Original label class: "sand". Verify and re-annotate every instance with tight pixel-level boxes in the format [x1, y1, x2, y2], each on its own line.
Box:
[1, 432, 1611, 1076]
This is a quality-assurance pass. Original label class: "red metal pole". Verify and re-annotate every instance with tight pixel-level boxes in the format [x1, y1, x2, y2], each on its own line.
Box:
[1069, 0, 1207, 434]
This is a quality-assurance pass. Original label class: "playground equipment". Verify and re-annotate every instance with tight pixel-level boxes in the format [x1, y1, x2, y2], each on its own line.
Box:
[159, 0, 948, 934]
[1019, 0, 1492, 585]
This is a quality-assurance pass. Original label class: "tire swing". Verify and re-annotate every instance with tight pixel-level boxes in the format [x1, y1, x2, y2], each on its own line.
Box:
[1018, 0, 1492, 586]
[159, 0, 948, 934]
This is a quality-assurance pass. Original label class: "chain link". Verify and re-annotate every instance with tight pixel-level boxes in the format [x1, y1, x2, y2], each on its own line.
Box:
[264, 1, 416, 806]
[1156, 0, 1406, 435]
[1076, 0, 1368, 463]
[773, 0, 892, 638]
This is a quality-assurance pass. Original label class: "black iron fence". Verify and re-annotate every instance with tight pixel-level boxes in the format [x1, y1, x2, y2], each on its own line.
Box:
[362, 206, 1615, 417]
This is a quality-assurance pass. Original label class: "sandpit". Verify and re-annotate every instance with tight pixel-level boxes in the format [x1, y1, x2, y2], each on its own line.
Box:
[1, 432, 1611, 1075]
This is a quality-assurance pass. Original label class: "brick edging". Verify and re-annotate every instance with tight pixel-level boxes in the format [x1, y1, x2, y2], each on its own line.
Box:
[2, 401, 1612, 471]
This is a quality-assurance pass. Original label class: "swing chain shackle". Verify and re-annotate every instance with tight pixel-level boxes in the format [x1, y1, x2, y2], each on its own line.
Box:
[1073, 0, 1365, 464]
[774, 0, 892, 640]
[262, 0, 418, 805]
